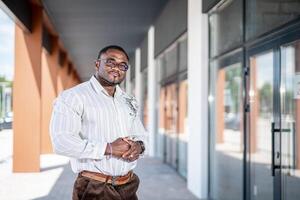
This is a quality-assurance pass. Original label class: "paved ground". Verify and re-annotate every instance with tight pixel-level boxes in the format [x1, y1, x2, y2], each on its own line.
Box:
[0, 129, 199, 200]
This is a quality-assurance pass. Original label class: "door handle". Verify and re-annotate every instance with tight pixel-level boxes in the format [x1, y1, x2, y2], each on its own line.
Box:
[292, 122, 296, 169]
[271, 122, 281, 176]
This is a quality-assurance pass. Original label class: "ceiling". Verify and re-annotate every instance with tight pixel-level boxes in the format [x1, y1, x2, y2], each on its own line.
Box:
[42, 0, 168, 81]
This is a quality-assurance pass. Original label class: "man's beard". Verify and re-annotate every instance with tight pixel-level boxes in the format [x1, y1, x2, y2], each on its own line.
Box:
[96, 72, 123, 86]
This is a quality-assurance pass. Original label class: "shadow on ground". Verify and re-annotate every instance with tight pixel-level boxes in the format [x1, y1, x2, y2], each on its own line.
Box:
[33, 157, 199, 200]
[33, 163, 75, 200]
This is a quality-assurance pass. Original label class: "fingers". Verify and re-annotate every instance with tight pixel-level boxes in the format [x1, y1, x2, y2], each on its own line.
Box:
[122, 137, 131, 145]
[122, 142, 140, 161]
[122, 137, 135, 145]
[110, 138, 132, 158]
[111, 138, 141, 161]
[127, 154, 139, 162]
[122, 149, 139, 162]
[122, 148, 135, 158]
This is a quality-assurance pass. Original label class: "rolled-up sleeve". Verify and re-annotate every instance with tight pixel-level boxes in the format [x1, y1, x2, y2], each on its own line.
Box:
[49, 91, 107, 160]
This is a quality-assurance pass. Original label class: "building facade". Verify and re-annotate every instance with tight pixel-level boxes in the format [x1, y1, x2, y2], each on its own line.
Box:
[128, 0, 300, 199]
[2, 0, 300, 199]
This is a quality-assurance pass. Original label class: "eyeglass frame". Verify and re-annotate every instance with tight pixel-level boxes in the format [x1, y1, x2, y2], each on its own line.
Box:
[96, 57, 129, 72]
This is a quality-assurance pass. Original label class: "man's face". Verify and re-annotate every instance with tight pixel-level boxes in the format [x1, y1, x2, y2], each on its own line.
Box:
[95, 49, 128, 85]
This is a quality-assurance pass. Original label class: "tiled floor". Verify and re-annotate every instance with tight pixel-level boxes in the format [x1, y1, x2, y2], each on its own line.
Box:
[0, 129, 198, 200]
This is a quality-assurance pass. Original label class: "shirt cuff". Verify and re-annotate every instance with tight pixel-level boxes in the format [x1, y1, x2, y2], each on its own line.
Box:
[92, 142, 107, 160]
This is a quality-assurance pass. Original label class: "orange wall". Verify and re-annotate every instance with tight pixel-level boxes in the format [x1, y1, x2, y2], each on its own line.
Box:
[13, 5, 42, 172]
[12, 3, 81, 172]
[41, 39, 59, 154]
[216, 69, 225, 143]
[57, 59, 69, 94]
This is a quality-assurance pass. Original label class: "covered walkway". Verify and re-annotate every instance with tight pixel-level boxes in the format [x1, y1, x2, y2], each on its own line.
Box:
[0, 0, 208, 198]
[0, 129, 198, 200]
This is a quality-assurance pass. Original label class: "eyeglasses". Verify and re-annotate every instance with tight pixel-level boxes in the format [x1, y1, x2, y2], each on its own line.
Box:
[97, 58, 129, 71]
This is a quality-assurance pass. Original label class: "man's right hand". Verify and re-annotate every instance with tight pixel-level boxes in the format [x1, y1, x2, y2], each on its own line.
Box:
[105, 138, 131, 158]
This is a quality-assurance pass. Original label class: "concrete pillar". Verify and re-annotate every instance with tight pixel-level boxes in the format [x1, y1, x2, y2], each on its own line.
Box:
[187, 0, 209, 198]
[147, 26, 156, 156]
[41, 38, 59, 154]
[13, 4, 42, 172]
[135, 48, 143, 118]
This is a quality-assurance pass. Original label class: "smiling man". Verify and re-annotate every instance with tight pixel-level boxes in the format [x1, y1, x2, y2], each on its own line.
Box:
[50, 45, 147, 200]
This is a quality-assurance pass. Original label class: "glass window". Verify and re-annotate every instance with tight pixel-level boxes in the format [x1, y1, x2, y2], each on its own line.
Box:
[281, 40, 300, 200]
[157, 56, 166, 83]
[209, 0, 243, 57]
[157, 86, 166, 160]
[179, 38, 187, 72]
[178, 79, 188, 178]
[164, 83, 178, 168]
[165, 46, 178, 78]
[246, 0, 300, 40]
[209, 60, 243, 200]
[249, 51, 274, 200]
[142, 70, 148, 129]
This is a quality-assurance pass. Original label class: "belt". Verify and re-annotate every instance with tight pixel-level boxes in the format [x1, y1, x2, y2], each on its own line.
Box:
[80, 170, 133, 186]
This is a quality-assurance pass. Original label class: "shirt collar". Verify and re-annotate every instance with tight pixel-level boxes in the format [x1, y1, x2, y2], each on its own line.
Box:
[89, 75, 124, 98]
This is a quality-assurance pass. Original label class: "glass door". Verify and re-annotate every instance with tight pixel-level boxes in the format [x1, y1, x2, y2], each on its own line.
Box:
[165, 83, 178, 169]
[249, 50, 277, 200]
[280, 40, 300, 200]
[248, 41, 300, 200]
[209, 59, 244, 200]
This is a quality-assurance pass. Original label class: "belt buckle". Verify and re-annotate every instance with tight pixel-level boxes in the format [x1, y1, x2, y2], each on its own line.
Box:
[111, 176, 117, 186]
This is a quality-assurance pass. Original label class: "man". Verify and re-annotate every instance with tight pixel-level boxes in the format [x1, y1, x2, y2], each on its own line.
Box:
[50, 45, 147, 200]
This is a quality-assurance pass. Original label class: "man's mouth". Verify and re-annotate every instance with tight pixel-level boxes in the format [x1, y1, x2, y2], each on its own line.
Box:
[109, 71, 120, 77]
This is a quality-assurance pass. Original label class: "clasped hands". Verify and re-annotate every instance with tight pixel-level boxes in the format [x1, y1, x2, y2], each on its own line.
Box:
[105, 137, 142, 162]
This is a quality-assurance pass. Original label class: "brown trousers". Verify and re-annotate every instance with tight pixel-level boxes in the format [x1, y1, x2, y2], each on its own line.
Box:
[72, 172, 140, 200]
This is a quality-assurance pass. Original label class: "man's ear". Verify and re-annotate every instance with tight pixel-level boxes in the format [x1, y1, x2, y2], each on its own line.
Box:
[95, 60, 100, 66]
[95, 60, 100, 69]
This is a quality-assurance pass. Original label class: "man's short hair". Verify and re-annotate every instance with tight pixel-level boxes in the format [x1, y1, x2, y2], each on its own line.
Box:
[97, 45, 129, 61]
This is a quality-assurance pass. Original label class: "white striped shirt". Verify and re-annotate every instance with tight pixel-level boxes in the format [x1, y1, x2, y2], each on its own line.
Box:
[49, 76, 147, 176]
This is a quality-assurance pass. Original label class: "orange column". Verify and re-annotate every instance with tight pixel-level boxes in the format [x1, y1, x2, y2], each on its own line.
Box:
[13, 5, 42, 172]
[250, 58, 258, 153]
[178, 81, 188, 135]
[41, 38, 59, 154]
[159, 88, 166, 132]
[63, 62, 71, 89]
[216, 69, 225, 143]
[67, 66, 75, 89]
[69, 71, 75, 87]
[57, 57, 69, 94]
[72, 71, 78, 87]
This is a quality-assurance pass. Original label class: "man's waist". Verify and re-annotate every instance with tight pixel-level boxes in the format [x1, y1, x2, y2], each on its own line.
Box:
[71, 158, 136, 173]
[79, 170, 133, 186]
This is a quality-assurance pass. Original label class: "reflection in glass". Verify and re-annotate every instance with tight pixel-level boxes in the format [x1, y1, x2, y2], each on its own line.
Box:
[178, 80, 188, 177]
[246, 0, 300, 40]
[281, 41, 300, 200]
[142, 70, 148, 129]
[164, 83, 178, 168]
[165, 46, 178, 78]
[210, 62, 243, 200]
[209, 0, 243, 57]
[179, 38, 188, 72]
[249, 51, 274, 200]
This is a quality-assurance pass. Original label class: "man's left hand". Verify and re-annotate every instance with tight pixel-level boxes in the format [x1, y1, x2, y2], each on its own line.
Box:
[121, 138, 142, 162]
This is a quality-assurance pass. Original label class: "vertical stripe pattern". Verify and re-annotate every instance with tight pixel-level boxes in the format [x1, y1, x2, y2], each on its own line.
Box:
[50, 76, 148, 176]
